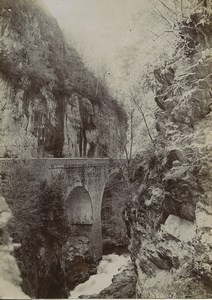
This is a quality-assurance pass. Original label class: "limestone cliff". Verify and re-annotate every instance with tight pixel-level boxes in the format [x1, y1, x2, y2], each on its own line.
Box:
[126, 3, 212, 298]
[0, 0, 126, 159]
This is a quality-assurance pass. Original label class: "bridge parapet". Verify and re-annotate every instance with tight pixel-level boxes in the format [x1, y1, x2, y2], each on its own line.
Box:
[0, 158, 125, 166]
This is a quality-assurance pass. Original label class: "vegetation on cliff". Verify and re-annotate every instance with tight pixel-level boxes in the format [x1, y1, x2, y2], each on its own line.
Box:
[1, 161, 70, 298]
[0, 195, 29, 299]
[1, 0, 211, 298]
[0, 0, 126, 113]
[0, 0, 127, 158]
[124, 1, 212, 298]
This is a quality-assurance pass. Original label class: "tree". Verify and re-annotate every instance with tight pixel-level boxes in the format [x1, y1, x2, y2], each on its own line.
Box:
[128, 84, 155, 148]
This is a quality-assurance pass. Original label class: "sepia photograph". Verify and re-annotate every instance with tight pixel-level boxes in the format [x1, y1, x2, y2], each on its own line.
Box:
[0, 0, 211, 299]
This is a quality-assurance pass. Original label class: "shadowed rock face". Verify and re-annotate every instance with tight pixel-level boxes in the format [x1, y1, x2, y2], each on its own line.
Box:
[125, 6, 212, 299]
[0, 196, 29, 299]
[101, 173, 130, 254]
[61, 236, 97, 292]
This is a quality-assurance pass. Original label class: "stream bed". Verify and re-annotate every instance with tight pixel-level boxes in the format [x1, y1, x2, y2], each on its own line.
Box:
[69, 253, 130, 298]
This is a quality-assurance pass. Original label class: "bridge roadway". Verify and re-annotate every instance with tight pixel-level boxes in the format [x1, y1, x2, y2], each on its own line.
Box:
[0, 158, 126, 260]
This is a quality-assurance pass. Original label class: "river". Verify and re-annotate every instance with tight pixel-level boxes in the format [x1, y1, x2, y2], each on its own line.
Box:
[69, 253, 130, 298]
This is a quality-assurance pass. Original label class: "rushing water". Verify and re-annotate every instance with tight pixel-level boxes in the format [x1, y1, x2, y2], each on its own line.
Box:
[69, 253, 130, 298]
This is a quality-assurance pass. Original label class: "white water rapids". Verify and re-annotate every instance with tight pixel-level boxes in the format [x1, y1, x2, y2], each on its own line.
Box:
[69, 253, 130, 298]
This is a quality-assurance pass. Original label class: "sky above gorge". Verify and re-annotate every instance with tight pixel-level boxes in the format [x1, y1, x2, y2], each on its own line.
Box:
[42, 0, 153, 67]
[42, 0, 177, 98]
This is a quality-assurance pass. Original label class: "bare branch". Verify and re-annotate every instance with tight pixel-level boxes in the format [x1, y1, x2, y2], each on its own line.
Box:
[153, 3, 174, 28]
[128, 86, 155, 147]
[158, 0, 177, 16]
[150, 30, 176, 39]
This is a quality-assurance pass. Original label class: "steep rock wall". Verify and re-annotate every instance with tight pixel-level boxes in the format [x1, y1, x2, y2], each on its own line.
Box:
[0, 0, 126, 159]
[101, 173, 130, 253]
[126, 5, 212, 298]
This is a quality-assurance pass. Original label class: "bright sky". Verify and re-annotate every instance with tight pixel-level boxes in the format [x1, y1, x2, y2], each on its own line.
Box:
[42, 0, 152, 67]
[42, 0, 177, 102]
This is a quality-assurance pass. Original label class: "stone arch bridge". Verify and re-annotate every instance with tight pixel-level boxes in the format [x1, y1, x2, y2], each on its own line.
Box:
[0, 158, 124, 260]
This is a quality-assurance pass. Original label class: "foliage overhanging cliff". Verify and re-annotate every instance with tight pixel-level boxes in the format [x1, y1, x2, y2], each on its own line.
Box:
[125, 1, 212, 298]
[0, 0, 127, 158]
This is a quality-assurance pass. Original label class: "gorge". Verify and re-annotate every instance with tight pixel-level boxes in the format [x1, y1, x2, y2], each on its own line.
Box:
[0, 0, 212, 299]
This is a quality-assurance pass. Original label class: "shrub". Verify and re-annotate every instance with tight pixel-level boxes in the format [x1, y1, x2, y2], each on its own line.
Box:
[39, 175, 69, 241]
[3, 163, 42, 241]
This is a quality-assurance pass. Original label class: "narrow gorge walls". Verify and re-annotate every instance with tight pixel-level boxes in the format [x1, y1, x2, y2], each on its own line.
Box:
[101, 172, 130, 253]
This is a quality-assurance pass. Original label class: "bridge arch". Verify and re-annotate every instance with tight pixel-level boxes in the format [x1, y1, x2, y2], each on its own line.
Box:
[65, 186, 93, 225]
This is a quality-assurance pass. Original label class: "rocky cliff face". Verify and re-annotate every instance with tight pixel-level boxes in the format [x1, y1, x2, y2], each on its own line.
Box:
[0, 195, 28, 299]
[0, 0, 126, 159]
[126, 4, 212, 298]
[101, 173, 129, 253]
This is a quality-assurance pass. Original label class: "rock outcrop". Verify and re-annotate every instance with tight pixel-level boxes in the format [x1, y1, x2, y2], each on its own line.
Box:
[126, 3, 212, 298]
[0, 195, 29, 299]
[61, 236, 97, 292]
[0, 0, 126, 159]
[101, 173, 129, 253]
